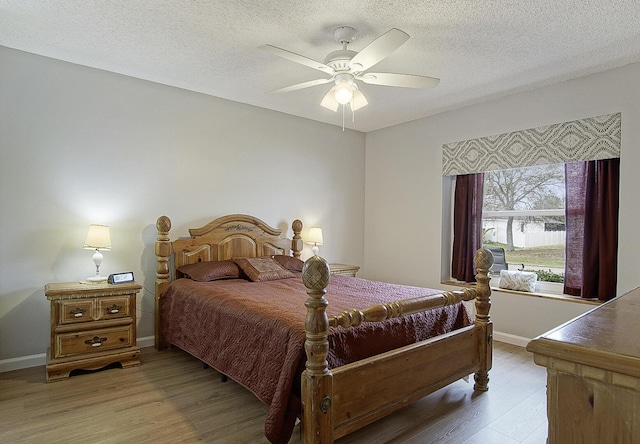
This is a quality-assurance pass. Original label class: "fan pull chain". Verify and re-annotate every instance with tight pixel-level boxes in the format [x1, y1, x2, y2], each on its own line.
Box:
[340, 103, 356, 131]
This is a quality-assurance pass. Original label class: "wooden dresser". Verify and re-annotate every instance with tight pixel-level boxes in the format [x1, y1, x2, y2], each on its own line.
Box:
[45, 281, 142, 382]
[527, 287, 640, 443]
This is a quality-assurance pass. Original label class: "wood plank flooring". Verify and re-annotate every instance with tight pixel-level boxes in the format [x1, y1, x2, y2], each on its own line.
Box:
[0, 341, 547, 443]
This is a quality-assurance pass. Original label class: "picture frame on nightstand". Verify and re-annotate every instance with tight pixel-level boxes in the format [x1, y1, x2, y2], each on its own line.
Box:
[108, 271, 135, 284]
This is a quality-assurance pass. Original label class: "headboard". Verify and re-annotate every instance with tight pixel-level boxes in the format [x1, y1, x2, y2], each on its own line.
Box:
[154, 214, 303, 349]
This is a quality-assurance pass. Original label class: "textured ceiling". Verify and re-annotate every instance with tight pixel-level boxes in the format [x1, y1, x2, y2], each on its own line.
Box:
[2, 1, 640, 132]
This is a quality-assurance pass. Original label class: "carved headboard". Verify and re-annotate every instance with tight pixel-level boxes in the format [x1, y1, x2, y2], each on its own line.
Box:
[156, 213, 303, 282]
[154, 213, 303, 349]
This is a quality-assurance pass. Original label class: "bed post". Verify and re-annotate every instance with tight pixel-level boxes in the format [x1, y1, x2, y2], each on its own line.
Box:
[473, 247, 493, 391]
[292, 219, 303, 258]
[155, 215, 173, 350]
[301, 255, 333, 444]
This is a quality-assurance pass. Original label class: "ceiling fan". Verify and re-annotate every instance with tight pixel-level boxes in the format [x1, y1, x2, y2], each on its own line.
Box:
[261, 26, 440, 113]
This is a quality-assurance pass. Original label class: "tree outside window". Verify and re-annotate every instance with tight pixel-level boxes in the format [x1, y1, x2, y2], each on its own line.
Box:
[482, 164, 565, 280]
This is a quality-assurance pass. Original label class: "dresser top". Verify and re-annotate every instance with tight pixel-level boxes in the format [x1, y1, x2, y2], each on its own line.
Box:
[45, 281, 142, 298]
[527, 286, 640, 377]
[329, 263, 360, 272]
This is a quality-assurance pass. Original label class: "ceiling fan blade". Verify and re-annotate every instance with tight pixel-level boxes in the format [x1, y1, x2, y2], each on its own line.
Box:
[260, 45, 334, 75]
[351, 88, 368, 111]
[267, 78, 333, 94]
[348, 28, 410, 72]
[357, 72, 440, 89]
[320, 87, 339, 112]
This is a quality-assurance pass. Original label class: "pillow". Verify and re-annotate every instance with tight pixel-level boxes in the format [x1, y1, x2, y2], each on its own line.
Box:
[272, 254, 304, 272]
[234, 257, 297, 282]
[499, 270, 537, 292]
[178, 260, 242, 282]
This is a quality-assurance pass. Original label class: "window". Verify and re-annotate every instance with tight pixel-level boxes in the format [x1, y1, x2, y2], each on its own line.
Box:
[482, 164, 565, 283]
[444, 113, 621, 300]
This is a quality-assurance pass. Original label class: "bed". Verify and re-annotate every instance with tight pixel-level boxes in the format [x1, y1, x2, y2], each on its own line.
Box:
[154, 214, 493, 444]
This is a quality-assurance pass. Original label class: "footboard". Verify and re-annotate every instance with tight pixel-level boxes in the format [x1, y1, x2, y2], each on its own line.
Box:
[300, 248, 493, 443]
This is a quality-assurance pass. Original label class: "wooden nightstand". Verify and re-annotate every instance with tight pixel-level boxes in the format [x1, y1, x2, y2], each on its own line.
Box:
[44, 281, 142, 382]
[329, 263, 360, 277]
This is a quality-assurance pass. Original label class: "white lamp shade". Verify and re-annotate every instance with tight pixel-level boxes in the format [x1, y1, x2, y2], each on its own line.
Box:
[351, 88, 369, 111]
[307, 227, 323, 246]
[320, 87, 340, 112]
[83, 224, 111, 250]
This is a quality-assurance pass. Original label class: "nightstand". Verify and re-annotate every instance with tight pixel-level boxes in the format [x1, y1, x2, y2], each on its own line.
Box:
[44, 281, 141, 382]
[329, 263, 360, 277]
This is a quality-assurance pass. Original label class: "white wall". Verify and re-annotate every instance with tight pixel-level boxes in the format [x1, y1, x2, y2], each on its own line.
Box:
[4, 44, 639, 366]
[0, 47, 366, 364]
[364, 62, 640, 340]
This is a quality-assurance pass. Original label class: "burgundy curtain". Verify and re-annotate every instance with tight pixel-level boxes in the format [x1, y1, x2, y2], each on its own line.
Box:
[452, 173, 484, 282]
[564, 162, 586, 296]
[564, 159, 620, 301]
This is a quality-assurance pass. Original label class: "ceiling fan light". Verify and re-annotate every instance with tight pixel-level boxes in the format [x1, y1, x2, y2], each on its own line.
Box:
[320, 87, 340, 111]
[351, 88, 368, 111]
[334, 81, 354, 105]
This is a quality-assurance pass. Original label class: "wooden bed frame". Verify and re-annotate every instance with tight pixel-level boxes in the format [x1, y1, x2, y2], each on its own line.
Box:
[154, 214, 493, 443]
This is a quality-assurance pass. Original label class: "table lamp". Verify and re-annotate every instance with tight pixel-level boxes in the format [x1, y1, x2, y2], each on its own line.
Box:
[307, 227, 323, 256]
[83, 224, 111, 282]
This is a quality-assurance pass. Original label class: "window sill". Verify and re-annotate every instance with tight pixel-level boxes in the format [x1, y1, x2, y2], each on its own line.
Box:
[441, 279, 602, 306]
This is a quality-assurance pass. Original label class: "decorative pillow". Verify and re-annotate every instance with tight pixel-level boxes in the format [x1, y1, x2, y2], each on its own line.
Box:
[499, 270, 537, 292]
[177, 260, 242, 282]
[234, 257, 297, 282]
[271, 254, 304, 272]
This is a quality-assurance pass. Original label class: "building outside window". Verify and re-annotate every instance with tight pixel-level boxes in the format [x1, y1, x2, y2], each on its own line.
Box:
[481, 163, 565, 282]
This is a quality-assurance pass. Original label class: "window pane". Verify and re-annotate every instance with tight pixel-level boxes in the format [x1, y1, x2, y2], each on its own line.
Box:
[483, 164, 565, 212]
[482, 164, 565, 282]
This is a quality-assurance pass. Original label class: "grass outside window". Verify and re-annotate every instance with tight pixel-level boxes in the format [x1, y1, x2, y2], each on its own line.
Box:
[484, 242, 565, 282]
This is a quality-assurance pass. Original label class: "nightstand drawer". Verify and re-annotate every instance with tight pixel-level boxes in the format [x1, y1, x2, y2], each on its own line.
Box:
[97, 296, 130, 320]
[55, 325, 134, 358]
[60, 300, 95, 324]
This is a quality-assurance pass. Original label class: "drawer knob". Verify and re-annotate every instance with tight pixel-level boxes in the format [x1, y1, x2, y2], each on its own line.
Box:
[84, 336, 107, 347]
[70, 307, 86, 318]
[106, 304, 122, 314]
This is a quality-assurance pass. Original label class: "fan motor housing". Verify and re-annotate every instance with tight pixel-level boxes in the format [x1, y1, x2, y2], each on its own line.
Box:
[324, 49, 357, 71]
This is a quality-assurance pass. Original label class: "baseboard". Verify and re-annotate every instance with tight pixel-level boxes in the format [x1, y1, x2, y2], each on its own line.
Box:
[137, 336, 155, 348]
[0, 353, 47, 373]
[0, 336, 156, 373]
[493, 331, 531, 348]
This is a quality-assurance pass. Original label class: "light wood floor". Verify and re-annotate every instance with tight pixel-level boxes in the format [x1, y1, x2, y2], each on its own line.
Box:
[0, 341, 548, 443]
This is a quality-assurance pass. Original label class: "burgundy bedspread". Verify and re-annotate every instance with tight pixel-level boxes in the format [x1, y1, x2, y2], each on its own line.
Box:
[161, 274, 471, 444]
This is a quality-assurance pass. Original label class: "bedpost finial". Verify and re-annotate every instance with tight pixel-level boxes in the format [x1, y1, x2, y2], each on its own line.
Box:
[291, 219, 303, 258]
[474, 247, 493, 272]
[157, 215, 171, 234]
[302, 255, 331, 291]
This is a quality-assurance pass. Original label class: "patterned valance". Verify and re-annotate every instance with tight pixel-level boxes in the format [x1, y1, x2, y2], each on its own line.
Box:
[442, 113, 621, 176]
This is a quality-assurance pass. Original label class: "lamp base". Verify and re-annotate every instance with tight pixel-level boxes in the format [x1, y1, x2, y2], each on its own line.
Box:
[86, 276, 108, 282]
